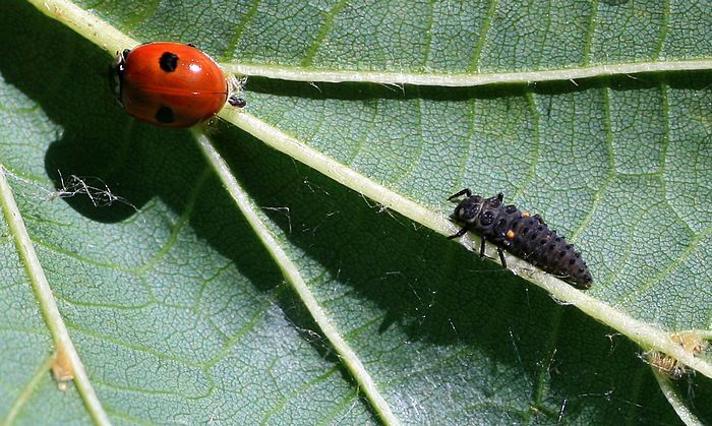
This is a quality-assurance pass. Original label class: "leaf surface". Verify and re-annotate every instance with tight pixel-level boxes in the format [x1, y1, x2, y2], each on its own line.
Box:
[1, 0, 711, 424]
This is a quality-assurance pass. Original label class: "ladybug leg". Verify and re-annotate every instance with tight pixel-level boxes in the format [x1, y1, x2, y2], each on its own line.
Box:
[448, 188, 472, 200]
[447, 227, 469, 240]
[228, 95, 247, 108]
[496, 192, 504, 202]
[226, 75, 248, 108]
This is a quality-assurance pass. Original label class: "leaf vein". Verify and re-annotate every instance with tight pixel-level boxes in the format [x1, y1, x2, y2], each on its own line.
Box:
[2, 355, 54, 426]
[221, 0, 261, 62]
[581, 0, 599, 65]
[468, 0, 498, 72]
[0, 167, 110, 425]
[300, 0, 348, 67]
[512, 92, 541, 200]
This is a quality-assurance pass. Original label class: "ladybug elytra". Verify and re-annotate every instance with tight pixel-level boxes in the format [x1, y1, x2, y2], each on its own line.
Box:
[113, 42, 244, 127]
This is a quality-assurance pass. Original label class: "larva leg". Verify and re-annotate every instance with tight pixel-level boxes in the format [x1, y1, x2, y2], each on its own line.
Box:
[555, 273, 570, 280]
[497, 248, 507, 269]
[448, 188, 472, 200]
[447, 227, 469, 240]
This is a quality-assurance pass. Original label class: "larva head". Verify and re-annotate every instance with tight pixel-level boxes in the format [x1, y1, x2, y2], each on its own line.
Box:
[452, 195, 484, 225]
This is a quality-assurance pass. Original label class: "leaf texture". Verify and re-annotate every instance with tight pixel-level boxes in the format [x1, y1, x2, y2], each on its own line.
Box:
[1, 0, 711, 424]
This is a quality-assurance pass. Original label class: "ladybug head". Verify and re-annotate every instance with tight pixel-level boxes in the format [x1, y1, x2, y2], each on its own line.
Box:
[452, 195, 483, 225]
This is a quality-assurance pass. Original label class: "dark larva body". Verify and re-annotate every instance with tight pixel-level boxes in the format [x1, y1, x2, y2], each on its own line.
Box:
[448, 189, 592, 289]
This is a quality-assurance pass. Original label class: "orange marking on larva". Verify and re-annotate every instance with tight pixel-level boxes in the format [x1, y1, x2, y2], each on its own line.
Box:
[521, 211, 530, 218]
[506, 230, 516, 240]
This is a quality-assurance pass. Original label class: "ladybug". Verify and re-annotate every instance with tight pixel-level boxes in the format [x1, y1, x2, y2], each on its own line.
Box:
[448, 189, 593, 289]
[113, 42, 245, 127]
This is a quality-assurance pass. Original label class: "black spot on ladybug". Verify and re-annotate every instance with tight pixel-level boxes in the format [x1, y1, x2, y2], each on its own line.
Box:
[159, 52, 179, 72]
[155, 106, 175, 123]
[448, 189, 592, 289]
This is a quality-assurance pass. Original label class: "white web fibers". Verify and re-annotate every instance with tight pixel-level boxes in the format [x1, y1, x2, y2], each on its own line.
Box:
[2, 168, 137, 211]
[50, 171, 136, 209]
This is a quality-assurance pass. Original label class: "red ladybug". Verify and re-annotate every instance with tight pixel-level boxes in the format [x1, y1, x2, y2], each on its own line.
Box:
[114, 42, 245, 127]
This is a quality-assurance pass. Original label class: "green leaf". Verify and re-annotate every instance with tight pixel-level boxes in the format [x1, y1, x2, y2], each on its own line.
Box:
[1, 0, 711, 425]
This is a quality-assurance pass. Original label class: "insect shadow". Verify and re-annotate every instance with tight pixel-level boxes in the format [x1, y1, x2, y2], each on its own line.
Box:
[0, 1, 207, 223]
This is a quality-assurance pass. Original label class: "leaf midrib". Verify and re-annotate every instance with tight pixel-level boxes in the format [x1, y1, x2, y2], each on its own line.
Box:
[223, 60, 712, 87]
[216, 109, 712, 379]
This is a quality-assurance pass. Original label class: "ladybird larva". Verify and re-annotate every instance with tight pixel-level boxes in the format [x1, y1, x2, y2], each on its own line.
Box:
[448, 189, 592, 289]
